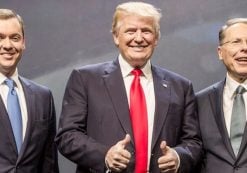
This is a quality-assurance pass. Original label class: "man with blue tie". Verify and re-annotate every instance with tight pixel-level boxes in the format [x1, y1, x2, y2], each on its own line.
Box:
[196, 18, 247, 173]
[55, 2, 202, 173]
[0, 9, 59, 172]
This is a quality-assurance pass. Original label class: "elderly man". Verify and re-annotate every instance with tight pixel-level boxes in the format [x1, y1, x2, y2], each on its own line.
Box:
[55, 2, 202, 173]
[197, 18, 247, 173]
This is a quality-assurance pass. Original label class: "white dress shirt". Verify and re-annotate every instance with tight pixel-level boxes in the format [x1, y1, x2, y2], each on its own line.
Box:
[119, 54, 155, 171]
[0, 69, 28, 141]
[223, 73, 247, 136]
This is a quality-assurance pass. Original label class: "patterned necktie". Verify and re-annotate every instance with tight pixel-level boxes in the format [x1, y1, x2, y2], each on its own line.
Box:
[130, 69, 148, 173]
[5, 78, 23, 153]
[230, 85, 246, 156]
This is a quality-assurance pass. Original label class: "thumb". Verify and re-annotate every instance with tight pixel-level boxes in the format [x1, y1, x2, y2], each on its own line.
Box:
[160, 141, 168, 155]
[118, 134, 131, 148]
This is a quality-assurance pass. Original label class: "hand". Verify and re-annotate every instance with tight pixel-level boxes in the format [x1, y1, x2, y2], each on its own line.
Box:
[158, 141, 179, 173]
[105, 134, 131, 172]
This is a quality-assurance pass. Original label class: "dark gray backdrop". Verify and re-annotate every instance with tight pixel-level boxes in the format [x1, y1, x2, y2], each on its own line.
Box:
[1, 0, 247, 172]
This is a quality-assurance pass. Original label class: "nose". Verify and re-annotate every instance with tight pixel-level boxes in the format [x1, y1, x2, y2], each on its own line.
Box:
[134, 30, 143, 43]
[244, 40, 247, 47]
[241, 40, 247, 52]
[0, 38, 13, 49]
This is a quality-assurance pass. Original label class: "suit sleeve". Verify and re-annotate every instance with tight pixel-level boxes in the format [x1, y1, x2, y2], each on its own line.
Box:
[173, 82, 202, 173]
[55, 69, 108, 172]
[39, 92, 59, 173]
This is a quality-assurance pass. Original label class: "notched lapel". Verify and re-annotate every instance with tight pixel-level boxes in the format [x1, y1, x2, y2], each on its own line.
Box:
[0, 97, 18, 155]
[210, 81, 236, 159]
[102, 61, 134, 144]
[151, 70, 171, 150]
[17, 78, 35, 162]
[237, 123, 247, 159]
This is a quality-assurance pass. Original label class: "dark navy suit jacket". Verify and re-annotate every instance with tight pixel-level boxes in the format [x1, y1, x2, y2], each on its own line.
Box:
[55, 59, 202, 173]
[0, 77, 59, 173]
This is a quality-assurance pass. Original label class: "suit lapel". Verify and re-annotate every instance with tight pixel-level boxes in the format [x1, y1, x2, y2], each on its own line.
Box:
[0, 96, 18, 155]
[210, 80, 236, 159]
[237, 99, 247, 158]
[17, 77, 35, 162]
[102, 60, 134, 144]
[238, 124, 247, 159]
[151, 66, 170, 150]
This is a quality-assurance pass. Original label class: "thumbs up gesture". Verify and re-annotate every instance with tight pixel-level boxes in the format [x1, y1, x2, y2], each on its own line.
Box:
[105, 134, 131, 172]
[158, 141, 179, 173]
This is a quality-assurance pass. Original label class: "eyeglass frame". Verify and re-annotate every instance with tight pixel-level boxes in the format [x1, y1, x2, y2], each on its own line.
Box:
[220, 38, 247, 47]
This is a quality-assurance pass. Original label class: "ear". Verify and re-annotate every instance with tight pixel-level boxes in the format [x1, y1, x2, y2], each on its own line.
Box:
[154, 37, 158, 46]
[217, 46, 223, 60]
[113, 33, 119, 46]
[22, 38, 26, 50]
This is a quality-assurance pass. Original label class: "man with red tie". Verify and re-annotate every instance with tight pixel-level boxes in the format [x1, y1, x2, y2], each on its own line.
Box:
[55, 2, 202, 173]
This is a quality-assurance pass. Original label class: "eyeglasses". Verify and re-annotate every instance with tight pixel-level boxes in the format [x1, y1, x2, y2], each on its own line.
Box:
[221, 38, 247, 48]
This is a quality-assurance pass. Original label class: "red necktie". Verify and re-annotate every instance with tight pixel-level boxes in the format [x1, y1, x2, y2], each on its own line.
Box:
[130, 69, 148, 173]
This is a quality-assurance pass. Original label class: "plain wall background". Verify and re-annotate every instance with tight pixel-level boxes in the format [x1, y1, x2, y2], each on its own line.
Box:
[1, 0, 247, 172]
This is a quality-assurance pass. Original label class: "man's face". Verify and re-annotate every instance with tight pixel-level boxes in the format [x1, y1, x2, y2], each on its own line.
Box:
[113, 14, 158, 68]
[0, 18, 25, 76]
[218, 23, 247, 83]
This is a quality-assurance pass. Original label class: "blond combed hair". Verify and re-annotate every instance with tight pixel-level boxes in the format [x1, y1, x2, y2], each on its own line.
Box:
[111, 2, 162, 39]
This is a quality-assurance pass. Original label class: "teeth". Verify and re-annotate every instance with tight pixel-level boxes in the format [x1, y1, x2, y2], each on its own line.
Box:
[238, 57, 247, 60]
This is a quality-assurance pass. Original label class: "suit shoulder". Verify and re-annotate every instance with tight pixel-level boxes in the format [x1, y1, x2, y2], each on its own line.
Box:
[20, 77, 52, 94]
[153, 65, 192, 84]
[74, 61, 113, 74]
[196, 80, 224, 98]
[68, 61, 117, 83]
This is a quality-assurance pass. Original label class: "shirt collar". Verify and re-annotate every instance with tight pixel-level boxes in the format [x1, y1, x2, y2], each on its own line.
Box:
[118, 54, 152, 80]
[0, 68, 20, 86]
[225, 73, 247, 97]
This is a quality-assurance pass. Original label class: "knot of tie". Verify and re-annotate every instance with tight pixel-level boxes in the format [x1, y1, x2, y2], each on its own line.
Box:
[235, 85, 246, 95]
[131, 69, 142, 76]
[5, 78, 16, 95]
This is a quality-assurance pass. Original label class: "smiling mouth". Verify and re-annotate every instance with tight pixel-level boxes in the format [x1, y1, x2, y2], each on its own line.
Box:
[0, 53, 15, 58]
[236, 57, 247, 64]
[130, 45, 148, 48]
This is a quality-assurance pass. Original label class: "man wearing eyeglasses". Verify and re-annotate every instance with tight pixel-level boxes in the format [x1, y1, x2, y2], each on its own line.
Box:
[196, 18, 247, 173]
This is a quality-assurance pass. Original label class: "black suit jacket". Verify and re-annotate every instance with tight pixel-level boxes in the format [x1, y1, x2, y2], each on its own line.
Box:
[55, 59, 202, 173]
[196, 80, 247, 173]
[0, 77, 59, 173]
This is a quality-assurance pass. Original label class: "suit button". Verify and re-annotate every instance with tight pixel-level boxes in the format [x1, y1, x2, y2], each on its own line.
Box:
[233, 165, 239, 170]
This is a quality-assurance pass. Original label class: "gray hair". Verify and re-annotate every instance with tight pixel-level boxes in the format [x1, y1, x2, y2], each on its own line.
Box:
[219, 18, 247, 45]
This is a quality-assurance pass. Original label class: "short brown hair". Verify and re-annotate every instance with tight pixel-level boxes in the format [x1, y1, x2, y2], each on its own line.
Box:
[0, 9, 24, 36]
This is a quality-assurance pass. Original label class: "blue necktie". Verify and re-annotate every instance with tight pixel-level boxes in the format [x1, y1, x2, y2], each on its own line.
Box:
[5, 78, 23, 153]
[230, 85, 246, 156]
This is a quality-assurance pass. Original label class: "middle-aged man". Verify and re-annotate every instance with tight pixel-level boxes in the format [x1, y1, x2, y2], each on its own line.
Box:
[0, 9, 59, 172]
[55, 2, 202, 173]
[196, 18, 247, 173]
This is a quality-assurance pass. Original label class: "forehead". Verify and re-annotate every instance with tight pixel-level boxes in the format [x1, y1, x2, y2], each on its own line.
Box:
[118, 14, 155, 28]
[0, 18, 22, 34]
[224, 23, 247, 39]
